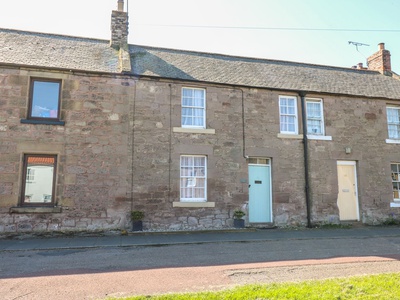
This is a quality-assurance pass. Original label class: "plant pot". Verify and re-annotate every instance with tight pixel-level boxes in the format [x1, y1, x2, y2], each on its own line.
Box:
[132, 220, 143, 231]
[233, 219, 245, 228]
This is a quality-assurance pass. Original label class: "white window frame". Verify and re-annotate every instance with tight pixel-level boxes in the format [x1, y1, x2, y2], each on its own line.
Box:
[279, 96, 298, 134]
[180, 155, 207, 202]
[306, 98, 325, 136]
[26, 168, 35, 182]
[387, 106, 400, 140]
[391, 163, 400, 202]
[181, 87, 206, 129]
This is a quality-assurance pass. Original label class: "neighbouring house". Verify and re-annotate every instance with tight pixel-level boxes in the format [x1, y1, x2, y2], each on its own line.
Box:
[1, 1, 400, 233]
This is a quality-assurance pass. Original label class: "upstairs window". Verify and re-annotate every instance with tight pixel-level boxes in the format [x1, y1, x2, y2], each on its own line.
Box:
[387, 106, 400, 139]
[306, 99, 324, 135]
[21, 154, 57, 206]
[28, 78, 61, 120]
[279, 96, 298, 134]
[182, 88, 206, 128]
[180, 155, 207, 202]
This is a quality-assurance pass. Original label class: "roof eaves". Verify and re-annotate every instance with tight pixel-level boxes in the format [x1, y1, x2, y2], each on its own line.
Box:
[136, 73, 400, 100]
[0, 62, 134, 77]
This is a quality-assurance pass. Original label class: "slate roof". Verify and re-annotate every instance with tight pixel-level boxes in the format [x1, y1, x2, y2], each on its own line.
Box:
[0, 28, 119, 73]
[2, 28, 400, 100]
[131, 45, 400, 100]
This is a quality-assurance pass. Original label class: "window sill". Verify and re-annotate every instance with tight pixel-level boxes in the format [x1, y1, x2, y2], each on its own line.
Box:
[21, 119, 65, 126]
[390, 202, 400, 208]
[277, 133, 303, 139]
[386, 139, 400, 144]
[10, 206, 62, 213]
[173, 202, 215, 208]
[307, 135, 333, 141]
[173, 127, 215, 134]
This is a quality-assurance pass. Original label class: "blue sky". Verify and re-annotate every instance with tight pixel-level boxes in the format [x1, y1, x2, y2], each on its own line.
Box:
[0, 0, 399, 70]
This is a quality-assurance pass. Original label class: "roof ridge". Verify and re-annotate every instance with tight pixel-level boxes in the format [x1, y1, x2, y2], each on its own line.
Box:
[0, 27, 109, 44]
[130, 43, 379, 73]
[0, 27, 380, 74]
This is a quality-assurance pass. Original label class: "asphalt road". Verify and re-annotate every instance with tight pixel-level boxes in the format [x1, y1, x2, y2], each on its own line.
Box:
[1, 233, 400, 299]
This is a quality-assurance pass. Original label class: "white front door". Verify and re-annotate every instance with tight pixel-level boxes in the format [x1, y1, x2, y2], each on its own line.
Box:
[337, 161, 359, 221]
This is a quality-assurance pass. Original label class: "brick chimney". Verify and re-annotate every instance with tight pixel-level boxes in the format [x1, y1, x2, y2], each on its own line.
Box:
[110, 0, 129, 49]
[367, 43, 391, 74]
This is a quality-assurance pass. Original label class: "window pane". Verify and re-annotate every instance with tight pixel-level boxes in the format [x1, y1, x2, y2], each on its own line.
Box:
[182, 88, 205, 128]
[180, 155, 207, 201]
[391, 163, 400, 200]
[387, 108, 400, 139]
[24, 155, 56, 204]
[279, 97, 297, 134]
[306, 100, 323, 135]
[31, 81, 60, 118]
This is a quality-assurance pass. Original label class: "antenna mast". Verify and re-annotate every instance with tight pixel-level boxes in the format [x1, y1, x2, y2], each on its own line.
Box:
[348, 41, 370, 66]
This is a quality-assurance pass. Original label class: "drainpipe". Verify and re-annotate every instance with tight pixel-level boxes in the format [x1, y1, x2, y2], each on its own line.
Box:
[130, 79, 137, 213]
[239, 88, 247, 159]
[299, 92, 312, 228]
[168, 84, 172, 203]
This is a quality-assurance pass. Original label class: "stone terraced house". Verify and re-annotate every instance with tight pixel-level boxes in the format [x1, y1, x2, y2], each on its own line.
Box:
[2, 1, 400, 233]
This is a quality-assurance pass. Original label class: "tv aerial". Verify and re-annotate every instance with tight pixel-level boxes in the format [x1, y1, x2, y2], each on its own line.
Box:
[348, 41, 370, 65]
[348, 41, 370, 52]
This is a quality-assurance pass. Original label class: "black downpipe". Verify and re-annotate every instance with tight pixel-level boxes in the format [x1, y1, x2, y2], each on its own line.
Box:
[240, 88, 246, 158]
[130, 79, 137, 213]
[300, 92, 312, 228]
[168, 84, 172, 203]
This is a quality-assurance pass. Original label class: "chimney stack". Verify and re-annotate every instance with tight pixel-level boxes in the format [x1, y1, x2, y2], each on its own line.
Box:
[110, 0, 129, 49]
[367, 43, 392, 75]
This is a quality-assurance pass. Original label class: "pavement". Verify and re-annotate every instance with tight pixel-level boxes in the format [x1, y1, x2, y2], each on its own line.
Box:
[1, 225, 400, 251]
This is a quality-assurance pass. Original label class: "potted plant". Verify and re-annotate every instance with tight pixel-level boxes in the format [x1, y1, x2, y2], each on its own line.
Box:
[131, 210, 144, 231]
[233, 209, 246, 228]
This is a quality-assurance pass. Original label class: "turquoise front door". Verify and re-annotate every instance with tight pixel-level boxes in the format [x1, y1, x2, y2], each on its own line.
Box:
[248, 164, 272, 223]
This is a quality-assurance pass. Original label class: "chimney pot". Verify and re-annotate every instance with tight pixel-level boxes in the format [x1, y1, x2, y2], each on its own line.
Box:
[118, 0, 124, 11]
[357, 62, 363, 69]
[378, 43, 385, 50]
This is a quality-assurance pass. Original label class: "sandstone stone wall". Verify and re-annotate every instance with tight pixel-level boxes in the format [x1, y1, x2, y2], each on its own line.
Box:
[0, 67, 134, 233]
[307, 94, 396, 224]
[132, 81, 399, 229]
[1, 67, 398, 234]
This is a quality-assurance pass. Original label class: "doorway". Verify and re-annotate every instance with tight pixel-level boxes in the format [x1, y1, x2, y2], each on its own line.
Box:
[248, 158, 272, 223]
[337, 161, 360, 221]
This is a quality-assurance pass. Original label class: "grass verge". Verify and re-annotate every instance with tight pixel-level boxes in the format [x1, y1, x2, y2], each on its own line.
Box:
[110, 273, 400, 300]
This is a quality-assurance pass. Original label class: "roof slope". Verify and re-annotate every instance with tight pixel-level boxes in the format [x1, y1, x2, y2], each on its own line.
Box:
[0, 28, 119, 73]
[131, 45, 400, 100]
[1, 28, 400, 100]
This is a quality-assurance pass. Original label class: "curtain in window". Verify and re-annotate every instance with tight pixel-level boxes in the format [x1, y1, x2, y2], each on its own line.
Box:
[387, 108, 400, 139]
[180, 156, 206, 201]
[307, 101, 322, 134]
[182, 88, 205, 127]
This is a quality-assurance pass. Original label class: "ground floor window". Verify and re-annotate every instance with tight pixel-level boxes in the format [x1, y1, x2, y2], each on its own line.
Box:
[391, 163, 400, 201]
[21, 154, 57, 206]
[180, 155, 207, 202]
